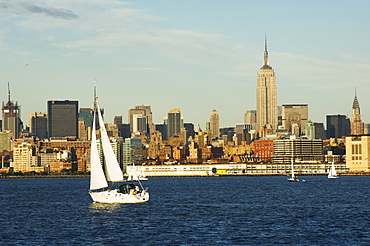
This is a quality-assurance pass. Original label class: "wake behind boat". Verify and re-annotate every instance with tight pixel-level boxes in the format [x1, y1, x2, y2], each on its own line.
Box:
[89, 95, 149, 203]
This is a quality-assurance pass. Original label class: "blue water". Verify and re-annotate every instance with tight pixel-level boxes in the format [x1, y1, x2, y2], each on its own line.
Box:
[0, 176, 369, 245]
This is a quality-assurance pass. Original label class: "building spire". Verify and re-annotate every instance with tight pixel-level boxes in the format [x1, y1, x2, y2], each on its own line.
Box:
[94, 78, 96, 100]
[352, 88, 360, 114]
[264, 34, 269, 66]
[261, 35, 272, 69]
[7, 82, 11, 103]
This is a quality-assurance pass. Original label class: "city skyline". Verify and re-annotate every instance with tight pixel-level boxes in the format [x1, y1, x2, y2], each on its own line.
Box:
[1, 0, 370, 127]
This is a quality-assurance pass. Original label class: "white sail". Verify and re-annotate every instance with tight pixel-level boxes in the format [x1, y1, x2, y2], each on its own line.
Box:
[90, 112, 108, 190]
[328, 161, 338, 178]
[97, 101, 124, 182]
[291, 158, 295, 178]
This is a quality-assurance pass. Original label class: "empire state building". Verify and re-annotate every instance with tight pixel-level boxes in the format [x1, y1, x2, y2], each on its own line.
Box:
[256, 37, 277, 132]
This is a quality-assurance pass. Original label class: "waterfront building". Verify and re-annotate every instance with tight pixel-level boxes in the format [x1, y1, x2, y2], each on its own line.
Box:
[256, 37, 278, 133]
[40, 139, 89, 172]
[350, 90, 364, 135]
[128, 105, 153, 136]
[30, 112, 48, 139]
[12, 142, 42, 172]
[272, 137, 324, 164]
[210, 109, 220, 140]
[345, 135, 370, 172]
[244, 110, 257, 130]
[167, 108, 182, 139]
[2, 84, 22, 139]
[326, 115, 350, 139]
[281, 104, 308, 136]
[47, 100, 78, 138]
[253, 137, 277, 163]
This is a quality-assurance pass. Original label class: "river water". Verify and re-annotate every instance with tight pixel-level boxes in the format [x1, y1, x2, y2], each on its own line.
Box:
[0, 176, 369, 245]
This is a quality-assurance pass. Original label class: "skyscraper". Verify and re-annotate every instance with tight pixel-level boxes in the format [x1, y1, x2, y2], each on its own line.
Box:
[210, 109, 220, 140]
[114, 116, 122, 125]
[30, 112, 48, 139]
[256, 37, 277, 132]
[2, 83, 22, 138]
[326, 114, 350, 139]
[351, 90, 364, 135]
[47, 100, 78, 138]
[244, 110, 257, 130]
[282, 104, 308, 136]
[128, 105, 153, 136]
[167, 108, 182, 138]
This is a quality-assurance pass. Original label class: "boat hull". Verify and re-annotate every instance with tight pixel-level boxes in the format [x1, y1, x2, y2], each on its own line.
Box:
[328, 176, 339, 179]
[287, 177, 299, 182]
[89, 189, 149, 203]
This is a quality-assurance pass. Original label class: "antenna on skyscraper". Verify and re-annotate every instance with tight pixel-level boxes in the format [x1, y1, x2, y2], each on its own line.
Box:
[7, 82, 11, 103]
[265, 33, 268, 52]
[94, 78, 97, 100]
[264, 34, 269, 67]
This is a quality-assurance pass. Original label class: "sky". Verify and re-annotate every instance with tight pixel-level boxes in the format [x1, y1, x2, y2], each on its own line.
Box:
[1, 0, 370, 128]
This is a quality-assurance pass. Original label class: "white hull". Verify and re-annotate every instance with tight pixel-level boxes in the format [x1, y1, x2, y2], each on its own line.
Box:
[90, 189, 149, 203]
[287, 177, 299, 182]
[328, 175, 339, 179]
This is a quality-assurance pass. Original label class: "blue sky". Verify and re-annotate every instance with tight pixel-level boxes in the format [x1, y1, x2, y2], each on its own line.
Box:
[1, 0, 370, 128]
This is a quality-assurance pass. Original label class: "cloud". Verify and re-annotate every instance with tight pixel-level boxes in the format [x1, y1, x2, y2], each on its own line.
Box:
[0, 1, 79, 19]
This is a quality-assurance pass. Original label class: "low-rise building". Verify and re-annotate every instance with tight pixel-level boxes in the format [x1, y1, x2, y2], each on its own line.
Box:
[272, 137, 323, 164]
[345, 135, 370, 172]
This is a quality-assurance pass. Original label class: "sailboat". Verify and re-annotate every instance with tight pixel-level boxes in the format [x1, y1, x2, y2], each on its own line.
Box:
[89, 97, 149, 203]
[328, 161, 339, 179]
[127, 163, 148, 181]
[287, 158, 299, 182]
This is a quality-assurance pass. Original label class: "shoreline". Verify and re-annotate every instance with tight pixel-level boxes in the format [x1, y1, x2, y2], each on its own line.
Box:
[1, 173, 369, 178]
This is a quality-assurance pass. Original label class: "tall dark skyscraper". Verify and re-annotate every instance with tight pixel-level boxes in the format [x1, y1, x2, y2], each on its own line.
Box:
[47, 100, 78, 138]
[30, 112, 48, 139]
[167, 108, 182, 138]
[155, 124, 168, 141]
[326, 114, 350, 138]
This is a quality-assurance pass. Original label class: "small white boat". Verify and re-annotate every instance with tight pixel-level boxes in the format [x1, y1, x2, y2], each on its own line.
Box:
[89, 95, 149, 203]
[127, 163, 149, 181]
[328, 161, 339, 179]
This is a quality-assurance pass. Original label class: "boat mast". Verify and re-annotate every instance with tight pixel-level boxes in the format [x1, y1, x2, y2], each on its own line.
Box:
[291, 138, 294, 178]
